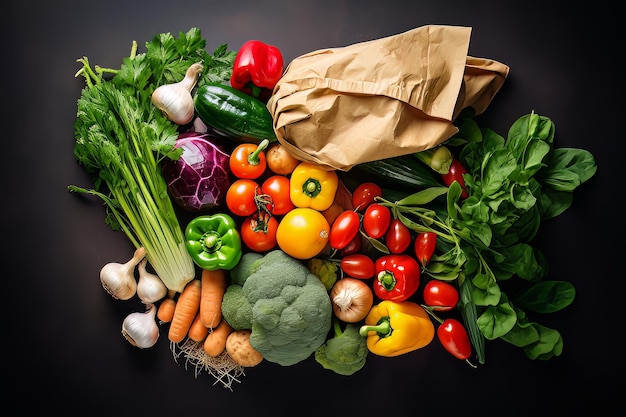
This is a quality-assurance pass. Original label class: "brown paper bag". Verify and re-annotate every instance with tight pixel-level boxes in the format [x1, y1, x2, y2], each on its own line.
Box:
[266, 25, 510, 171]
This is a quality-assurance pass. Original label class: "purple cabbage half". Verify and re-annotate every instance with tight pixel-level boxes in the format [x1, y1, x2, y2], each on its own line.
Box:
[161, 132, 233, 211]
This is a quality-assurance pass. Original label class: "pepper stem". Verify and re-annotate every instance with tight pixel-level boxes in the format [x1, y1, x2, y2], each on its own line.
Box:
[301, 177, 322, 198]
[377, 271, 397, 291]
[359, 317, 391, 338]
[248, 139, 269, 166]
[202, 233, 221, 252]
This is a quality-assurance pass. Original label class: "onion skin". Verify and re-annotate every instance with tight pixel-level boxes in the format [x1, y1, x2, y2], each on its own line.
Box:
[330, 278, 374, 323]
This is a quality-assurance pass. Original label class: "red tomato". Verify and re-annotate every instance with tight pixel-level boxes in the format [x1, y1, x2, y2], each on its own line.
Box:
[351, 182, 383, 212]
[414, 232, 437, 267]
[229, 142, 267, 179]
[262, 175, 295, 215]
[226, 179, 260, 217]
[362, 203, 391, 239]
[340, 254, 375, 279]
[437, 318, 472, 360]
[442, 158, 469, 199]
[329, 210, 361, 250]
[339, 233, 362, 257]
[423, 280, 459, 311]
[240, 212, 278, 252]
[385, 218, 412, 253]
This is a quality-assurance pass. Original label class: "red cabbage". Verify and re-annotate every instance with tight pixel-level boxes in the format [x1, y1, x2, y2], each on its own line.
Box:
[162, 132, 233, 211]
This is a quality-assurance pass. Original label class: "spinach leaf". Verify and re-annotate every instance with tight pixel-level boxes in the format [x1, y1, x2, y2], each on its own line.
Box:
[538, 148, 598, 192]
[477, 300, 517, 339]
[511, 280, 576, 313]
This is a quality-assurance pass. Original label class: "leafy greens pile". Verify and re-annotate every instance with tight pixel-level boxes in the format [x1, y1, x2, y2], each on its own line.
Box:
[68, 28, 236, 292]
[375, 109, 597, 363]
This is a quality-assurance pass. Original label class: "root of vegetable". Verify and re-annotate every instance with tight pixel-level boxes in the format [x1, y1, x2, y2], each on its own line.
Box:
[171, 338, 245, 391]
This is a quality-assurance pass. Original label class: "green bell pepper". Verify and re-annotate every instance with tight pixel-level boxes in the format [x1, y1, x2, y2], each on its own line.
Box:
[184, 213, 242, 270]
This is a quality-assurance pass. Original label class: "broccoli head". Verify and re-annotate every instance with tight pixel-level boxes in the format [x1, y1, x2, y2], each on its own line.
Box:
[315, 318, 369, 376]
[221, 250, 332, 366]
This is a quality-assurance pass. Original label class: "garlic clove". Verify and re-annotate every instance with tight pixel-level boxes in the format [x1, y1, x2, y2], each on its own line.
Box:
[137, 258, 168, 304]
[99, 247, 146, 300]
[121, 303, 159, 349]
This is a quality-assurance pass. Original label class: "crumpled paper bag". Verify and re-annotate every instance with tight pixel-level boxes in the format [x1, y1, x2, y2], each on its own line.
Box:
[266, 25, 510, 171]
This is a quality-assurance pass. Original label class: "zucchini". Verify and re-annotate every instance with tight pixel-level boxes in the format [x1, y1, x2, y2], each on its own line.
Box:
[194, 83, 277, 143]
[343, 154, 443, 191]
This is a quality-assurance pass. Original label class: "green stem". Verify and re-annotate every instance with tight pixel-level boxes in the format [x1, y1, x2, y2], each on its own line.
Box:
[332, 317, 344, 338]
[248, 139, 269, 165]
[359, 318, 391, 338]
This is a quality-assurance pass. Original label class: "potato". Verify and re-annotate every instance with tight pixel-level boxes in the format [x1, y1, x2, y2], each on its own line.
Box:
[226, 330, 263, 367]
[266, 143, 300, 175]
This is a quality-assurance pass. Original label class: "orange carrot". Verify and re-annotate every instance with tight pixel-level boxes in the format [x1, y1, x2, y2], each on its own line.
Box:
[203, 319, 234, 357]
[168, 279, 201, 343]
[157, 298, 176, 323]
[188, 312, 209, 342]
[200, 269, 227, 329]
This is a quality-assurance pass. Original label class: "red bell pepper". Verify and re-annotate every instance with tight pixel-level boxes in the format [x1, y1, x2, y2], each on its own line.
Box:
[373, 254, 421, 302]
[230, 40, 284, 102]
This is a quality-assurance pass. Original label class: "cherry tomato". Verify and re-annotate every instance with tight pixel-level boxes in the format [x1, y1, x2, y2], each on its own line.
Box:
[414, 232, 437, 267]
[229, 141, 268, 179]
[385, 218, 412, 253]
[241, 212, 278, 252]
[276, 207, 330, 259]
[340, 254, 375, 279]
[262, 175, 295, 215]
[362, 203, 391, 239]
[437, 318, 472, 360]
[226, 179, 261, 217]
[442, 158, 469, 199]
[339, 233, 362, 257]
[329, 210, 361, 250]
[351, 182, 383, 212]
[423, 280, 459, 311]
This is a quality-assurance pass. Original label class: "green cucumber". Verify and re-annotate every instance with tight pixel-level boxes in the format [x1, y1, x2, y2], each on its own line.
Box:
[194, 83, 277, 143]
[343, 154, 443, 191]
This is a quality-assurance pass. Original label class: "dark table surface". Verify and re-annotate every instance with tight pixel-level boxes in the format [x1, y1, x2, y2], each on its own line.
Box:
[4, 0, 622, 415]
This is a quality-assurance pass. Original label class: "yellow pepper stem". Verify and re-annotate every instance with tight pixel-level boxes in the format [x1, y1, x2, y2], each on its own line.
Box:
[359, 317, 391, 338]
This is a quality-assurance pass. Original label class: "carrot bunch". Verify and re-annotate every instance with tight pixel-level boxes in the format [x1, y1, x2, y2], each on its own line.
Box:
[157, 269, 232, 357]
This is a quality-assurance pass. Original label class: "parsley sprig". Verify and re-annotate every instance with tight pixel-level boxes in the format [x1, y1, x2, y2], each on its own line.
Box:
[68, 28, 236, 292]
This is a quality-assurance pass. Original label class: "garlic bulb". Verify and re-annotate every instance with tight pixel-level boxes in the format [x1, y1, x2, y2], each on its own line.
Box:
[151, 62, 203, 125]
[100, 247, 146, 300]
[121, 303, 159, 349]
[136, 258, 168, 304]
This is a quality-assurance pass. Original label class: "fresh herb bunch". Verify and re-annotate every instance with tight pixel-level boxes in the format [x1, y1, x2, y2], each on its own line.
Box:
[68, 28, 236, 293]
[377, 110, 597, 363]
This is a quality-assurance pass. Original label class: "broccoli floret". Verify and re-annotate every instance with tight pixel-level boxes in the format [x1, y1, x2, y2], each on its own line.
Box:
[221, 249, 333, 366]
[221, 285, 253, 330]
[315, 318, 369, 376]
[230, 252, 263, 286]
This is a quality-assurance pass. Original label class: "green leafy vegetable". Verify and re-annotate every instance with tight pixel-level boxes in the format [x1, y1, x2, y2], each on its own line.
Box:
[68, 28, 236, 293]
[315, 318, 368, 376]
[377, 111, 596, 362]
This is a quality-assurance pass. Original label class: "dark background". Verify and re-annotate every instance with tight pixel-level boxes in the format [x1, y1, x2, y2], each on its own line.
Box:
[4, 0, 622, 415]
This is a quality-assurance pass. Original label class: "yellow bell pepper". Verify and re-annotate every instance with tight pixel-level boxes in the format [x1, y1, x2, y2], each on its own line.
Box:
[290, 162, 338, 211]
[359, 300, 435, 357]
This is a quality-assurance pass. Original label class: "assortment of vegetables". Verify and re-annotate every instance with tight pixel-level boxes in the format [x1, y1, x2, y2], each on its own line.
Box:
[69, 28, 597, 390]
